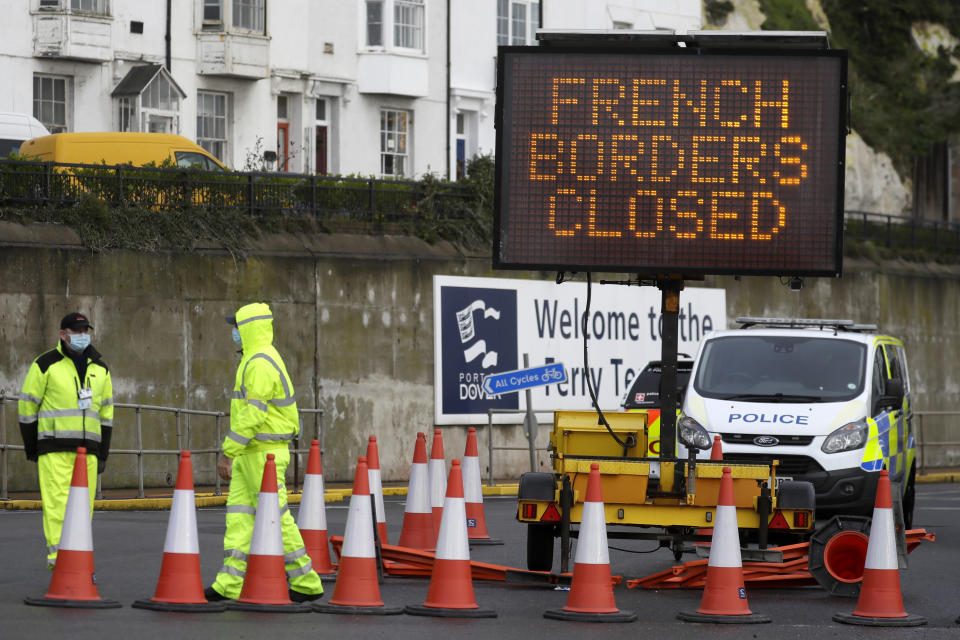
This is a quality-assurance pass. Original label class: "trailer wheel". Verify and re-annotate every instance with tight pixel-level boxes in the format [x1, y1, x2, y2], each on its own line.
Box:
[527, 524, 556, 572]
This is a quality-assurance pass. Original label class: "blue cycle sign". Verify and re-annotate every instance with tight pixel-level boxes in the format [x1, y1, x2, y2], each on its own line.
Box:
[482, 363, 567, 397]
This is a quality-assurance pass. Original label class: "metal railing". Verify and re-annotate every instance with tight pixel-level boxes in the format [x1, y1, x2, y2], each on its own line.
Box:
[915, 410, 960, 475]
[485, 408, 550, 486]
[844, 210, 960, 255]
[0, 393, 323, 500]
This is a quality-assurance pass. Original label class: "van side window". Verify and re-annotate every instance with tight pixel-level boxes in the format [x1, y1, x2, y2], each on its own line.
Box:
[175, 151, 218, 170]
[871, 346, 887, 414]
[895, 345, 910, 393]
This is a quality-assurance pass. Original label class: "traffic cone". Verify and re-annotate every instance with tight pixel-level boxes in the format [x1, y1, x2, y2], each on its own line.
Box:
[25, 447, 121, 608]
[366, 436, 389, 545]
[405, 459, 497, 618]
[710, 435, 723, 461]
[429, 429, 446, 541]
[229, 453, 312, 612]
[834, 470, 926, 627]
[313, 456, 403, 615]
[544, 462, 636, 622]
[133, 451, 227, 612]
[462, 427, 502, 545]
[677, 466, 770, 624]
[297, 440, 336, 576]
[398, 432, 435, 551]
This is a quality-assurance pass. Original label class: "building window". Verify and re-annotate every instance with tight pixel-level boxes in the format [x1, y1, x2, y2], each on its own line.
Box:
[380, 108, 409, 177]
[71, 0, 110, 13]
[118, 96, 134, 132]
[497, 0, 537, 46]
[394, 0, 423, 50]
[366, 0, 383, 46]
[366, 0, 424, 52]
[33, 74, 69, 133]
[203, 0, 221, 22]
[197, 91, 228, 162]
[232, 0, 264, 33]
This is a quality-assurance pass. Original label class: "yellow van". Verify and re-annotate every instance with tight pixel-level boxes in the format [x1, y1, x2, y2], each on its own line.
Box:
[18, 132, 226, 170]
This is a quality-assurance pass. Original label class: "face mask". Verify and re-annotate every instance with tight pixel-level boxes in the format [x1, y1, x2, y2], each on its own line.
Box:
[232, 327, 242, 346]
[67, 333, 90, 352]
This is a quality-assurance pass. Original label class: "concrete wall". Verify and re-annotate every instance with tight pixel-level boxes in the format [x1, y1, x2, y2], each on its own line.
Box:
[1, 222, 959, 490]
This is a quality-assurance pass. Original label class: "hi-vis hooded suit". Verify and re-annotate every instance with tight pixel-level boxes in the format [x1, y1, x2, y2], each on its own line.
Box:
[212, 302, 323, 599]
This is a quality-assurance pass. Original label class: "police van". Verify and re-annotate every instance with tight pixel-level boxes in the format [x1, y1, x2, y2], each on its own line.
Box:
[678, 317, 916, 527]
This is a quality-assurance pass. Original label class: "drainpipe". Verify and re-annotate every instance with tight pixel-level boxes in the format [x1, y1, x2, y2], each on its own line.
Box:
[165, 0, 172, 71]
[446, 0, 451, 180]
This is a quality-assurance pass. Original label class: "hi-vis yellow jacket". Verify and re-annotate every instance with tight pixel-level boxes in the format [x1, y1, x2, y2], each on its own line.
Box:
[223, 303, 300, 459]
[18, 342, 114, 461]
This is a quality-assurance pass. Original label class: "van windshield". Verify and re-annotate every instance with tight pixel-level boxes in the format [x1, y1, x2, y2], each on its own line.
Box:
[693, 335, 866, 402]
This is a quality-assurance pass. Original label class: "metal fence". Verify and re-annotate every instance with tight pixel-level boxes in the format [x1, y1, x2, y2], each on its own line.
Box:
[0, 393, 323, 500]
[844, 210, 960, 255]
[0, 159, 470, 225]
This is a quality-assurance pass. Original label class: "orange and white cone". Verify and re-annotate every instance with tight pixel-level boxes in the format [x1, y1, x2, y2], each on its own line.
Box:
[678, 466, 770, 624]
[366, 436, 389, 545]
[834, 470, 926, 627]
[710, 435, 724, 461]
[25, 447, 120, 609]
[398, 432, 435, 551]
[428, 430, 446, 543]
[229, 453, 311, 612]
[544, 462, 636, 622]
[133, 451, 226, 612]
[462, 427, 501, 545]
[297, 440, 336, 576]
[314, 456, 403, 615]
[405, 459, 496, 618]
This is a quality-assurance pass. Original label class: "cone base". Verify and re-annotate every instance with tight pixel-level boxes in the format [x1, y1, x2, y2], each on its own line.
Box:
[405, 603, 497, 618]
[25, 596, 121, 609]
[227, 601, 312, 613]
[314, 603, 404, 616]
[544, 608, 636, 623]
[678, 610, 771, 624]
[132, 599, 228, 613]
[467, 537, 504, 546]
[833, 612, 926, 627]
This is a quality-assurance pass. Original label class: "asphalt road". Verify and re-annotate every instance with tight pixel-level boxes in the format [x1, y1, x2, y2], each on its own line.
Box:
[2, 484, 959, 639]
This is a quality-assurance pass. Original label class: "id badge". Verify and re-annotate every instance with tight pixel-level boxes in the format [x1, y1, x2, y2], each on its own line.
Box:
[78, 387, 93, 410]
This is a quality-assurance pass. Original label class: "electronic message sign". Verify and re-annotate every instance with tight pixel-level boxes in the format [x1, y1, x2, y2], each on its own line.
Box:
[494, 47, 847, 276]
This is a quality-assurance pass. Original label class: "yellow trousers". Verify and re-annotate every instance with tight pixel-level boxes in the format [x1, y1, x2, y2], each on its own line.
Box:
[38, 451, 97, 566]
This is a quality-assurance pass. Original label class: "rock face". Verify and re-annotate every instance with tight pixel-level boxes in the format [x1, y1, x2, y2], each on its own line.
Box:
[845, 131, 912, 216]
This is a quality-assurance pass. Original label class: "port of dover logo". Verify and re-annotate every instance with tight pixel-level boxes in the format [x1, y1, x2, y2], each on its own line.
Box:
[440, 286, 518, 416]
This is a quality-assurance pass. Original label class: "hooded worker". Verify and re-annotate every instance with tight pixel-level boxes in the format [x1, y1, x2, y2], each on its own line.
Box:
[205, 302, 323, 602]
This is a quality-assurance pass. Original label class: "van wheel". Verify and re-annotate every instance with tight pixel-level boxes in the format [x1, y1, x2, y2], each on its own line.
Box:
[527, 524, 556, 572]
[903, 465, 916, 529]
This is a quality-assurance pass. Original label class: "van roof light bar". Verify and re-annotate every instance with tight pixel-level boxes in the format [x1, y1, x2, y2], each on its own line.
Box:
[735, 317, 877, 332]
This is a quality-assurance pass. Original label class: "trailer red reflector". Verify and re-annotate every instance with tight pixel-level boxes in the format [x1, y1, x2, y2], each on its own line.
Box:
[521, 503, 537, 519]
[793, 511, 810, 529]
[540, 503, 562, 523]
[768, 510, 790, 530]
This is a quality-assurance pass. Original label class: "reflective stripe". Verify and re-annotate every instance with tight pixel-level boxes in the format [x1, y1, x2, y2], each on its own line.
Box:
[226, 430, 251, 445]
[286, 561, 314, 579]
[100, 418, 113, 427]
[248, 399, 269, 412]
[226, 504, 256, 516]
[101, 398, 113, 407]
[254, 432, 294, 442]
[38, 408, 86, 419]
[280, 505, 290, 519]
[243, 353, 293, 402]
[284, 547, 307, 563]
[38, 430, 102, 442]
[237, 313, 272, 326]
[272, 397, 296, 407]
[224, 548, 248, 561]
[231, 390, 244, 400]
[47, 543, 59, 554]
[19, 414, 38, 424]
[20, 393, 42, 405]
[219, 564, 245, 578]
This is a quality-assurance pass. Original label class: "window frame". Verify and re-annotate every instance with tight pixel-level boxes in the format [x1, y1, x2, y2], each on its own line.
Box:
[197, 90, 229, 163]
[33, 74, 70, 134]
[497, 0, 537, 46]
[232, 0, 265, 33]
[364, 0, 425, 53]
[380, 107, 410, 177]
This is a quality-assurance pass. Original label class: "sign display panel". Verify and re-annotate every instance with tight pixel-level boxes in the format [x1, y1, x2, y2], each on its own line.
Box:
[494, 47, 847, 276]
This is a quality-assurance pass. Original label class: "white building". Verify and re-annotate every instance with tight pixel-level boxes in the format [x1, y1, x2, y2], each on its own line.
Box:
[1, 0, 701, 175]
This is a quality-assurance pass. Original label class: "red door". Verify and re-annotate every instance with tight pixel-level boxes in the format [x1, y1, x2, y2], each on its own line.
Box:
[315, 125, 328, 175]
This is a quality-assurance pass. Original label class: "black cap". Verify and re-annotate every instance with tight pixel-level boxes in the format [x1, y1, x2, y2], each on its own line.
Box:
[61, 312, 93, 331]
[225, 315, 237, 326]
